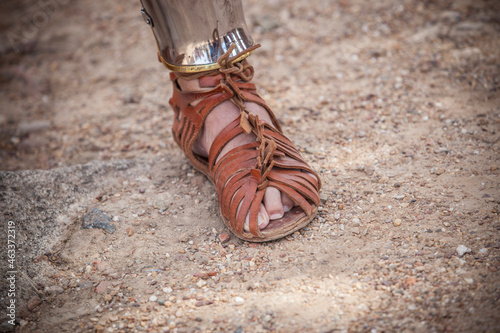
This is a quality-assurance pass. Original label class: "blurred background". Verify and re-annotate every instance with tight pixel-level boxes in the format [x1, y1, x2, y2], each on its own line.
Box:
[0, 1, 499, 332]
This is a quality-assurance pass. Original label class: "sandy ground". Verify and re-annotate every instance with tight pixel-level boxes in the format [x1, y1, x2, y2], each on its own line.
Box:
[0, 0, 499, 332]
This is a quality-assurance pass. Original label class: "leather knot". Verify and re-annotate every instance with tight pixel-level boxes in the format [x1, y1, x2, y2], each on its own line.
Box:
[217, 44, 277, 190]
[247, 113, 277, 190]
[217, 44, 259, 115]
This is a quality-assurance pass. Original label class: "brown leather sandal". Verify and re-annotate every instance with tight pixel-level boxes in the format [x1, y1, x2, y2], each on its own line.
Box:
[168, 44, 321, 242]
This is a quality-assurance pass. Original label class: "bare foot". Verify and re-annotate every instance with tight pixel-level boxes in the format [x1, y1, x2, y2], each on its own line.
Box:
[177, 77, 295, 231]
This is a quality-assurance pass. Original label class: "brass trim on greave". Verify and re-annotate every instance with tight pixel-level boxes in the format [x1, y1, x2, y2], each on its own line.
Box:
[158, 51, 254, 73]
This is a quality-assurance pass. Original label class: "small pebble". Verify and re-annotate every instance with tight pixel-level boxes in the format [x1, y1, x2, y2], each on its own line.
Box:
[27, 296, 42, 311]
[149, 295, 158, 302]
[456, 245, 471, 257]
[393, 219, 402, 226]
[435, 168, 445, 175]
[219, 232, 231, 244]
[234, 297, 244, 305]
[179, 233, 189, 242]
[45, 285, 64, 294]
[82, 208, 116, 234]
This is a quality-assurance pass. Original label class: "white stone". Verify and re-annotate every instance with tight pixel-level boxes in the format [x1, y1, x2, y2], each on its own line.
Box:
[456, 245, 471, 257]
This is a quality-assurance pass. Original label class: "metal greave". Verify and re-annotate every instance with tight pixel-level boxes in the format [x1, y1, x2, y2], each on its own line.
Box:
[140, 0, 255, 73]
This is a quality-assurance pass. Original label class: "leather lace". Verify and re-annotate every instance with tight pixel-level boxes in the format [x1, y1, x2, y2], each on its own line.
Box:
[179, 43, 278, 190]
[217, 44, 279, 190]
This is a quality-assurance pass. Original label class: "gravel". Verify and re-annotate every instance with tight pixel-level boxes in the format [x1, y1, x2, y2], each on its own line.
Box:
[1, 0, 499, 332]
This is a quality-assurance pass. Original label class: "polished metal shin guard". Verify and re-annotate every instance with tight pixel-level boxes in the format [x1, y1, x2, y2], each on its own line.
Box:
[140, 0, 255, 73]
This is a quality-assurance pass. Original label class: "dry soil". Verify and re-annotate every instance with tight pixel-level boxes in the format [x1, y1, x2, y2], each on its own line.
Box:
[0, 0, 499, 332]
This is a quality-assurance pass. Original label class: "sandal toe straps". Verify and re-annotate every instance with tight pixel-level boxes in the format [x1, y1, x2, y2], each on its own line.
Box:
[210, 121, 321, 236]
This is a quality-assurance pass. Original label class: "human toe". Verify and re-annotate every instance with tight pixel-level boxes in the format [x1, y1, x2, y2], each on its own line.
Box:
[264, 187, 285, 220]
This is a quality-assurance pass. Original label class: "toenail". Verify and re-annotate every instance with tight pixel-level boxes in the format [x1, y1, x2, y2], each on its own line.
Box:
[269, 212, 283, 220]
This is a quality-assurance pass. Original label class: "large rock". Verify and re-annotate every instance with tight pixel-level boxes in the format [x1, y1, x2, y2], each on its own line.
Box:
[0, 159, 153, 314]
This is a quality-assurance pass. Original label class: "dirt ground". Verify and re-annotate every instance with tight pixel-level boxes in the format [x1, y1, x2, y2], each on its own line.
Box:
[1, 0, 499, 332]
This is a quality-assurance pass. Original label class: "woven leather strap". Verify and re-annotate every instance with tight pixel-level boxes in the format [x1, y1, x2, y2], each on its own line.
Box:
[169, 45, 321, 238]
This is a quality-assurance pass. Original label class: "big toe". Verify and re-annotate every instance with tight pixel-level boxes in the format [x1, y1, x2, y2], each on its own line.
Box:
[264, 187, 284, 220]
